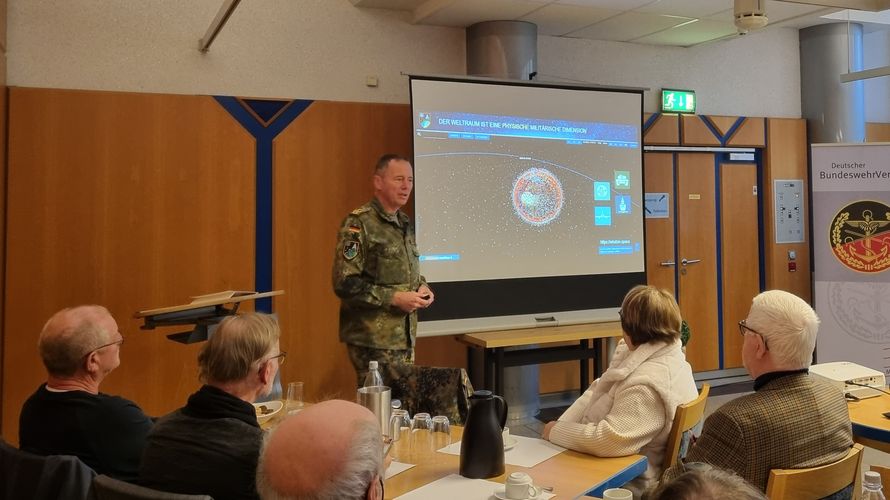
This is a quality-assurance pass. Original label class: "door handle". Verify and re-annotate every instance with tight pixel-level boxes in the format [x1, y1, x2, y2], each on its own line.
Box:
[681, 258, 702, 266]
[659, 261, 676, 267]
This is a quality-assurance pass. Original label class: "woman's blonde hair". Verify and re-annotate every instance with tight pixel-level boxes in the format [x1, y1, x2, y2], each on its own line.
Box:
[620, 285, 682, 346]
[198, 312, 280, 383]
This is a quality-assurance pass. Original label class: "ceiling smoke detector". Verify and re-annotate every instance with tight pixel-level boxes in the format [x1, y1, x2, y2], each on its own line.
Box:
[734, 0, 768, 34]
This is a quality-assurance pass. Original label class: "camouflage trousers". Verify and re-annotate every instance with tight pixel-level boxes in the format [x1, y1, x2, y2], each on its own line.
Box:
[346, 344, 474, 425]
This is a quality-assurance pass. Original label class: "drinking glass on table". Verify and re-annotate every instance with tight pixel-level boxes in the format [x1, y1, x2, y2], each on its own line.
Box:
[430, 415, 451, 451]
[285, 382, 304, 415]
[410, 412, 432, 456]
[390, 409, 411, 442]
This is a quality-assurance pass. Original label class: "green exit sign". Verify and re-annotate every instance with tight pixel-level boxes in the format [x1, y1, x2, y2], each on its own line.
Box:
[661, 89, 696, 114]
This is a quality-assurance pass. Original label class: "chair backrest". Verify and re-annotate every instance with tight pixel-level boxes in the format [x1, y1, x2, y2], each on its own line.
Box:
[765, 443, 864, 500]
[0, 439, 96, 500]
[663, 383, 710, 469]
[870, 464, 890, 493]
[93, 475, 213, 500]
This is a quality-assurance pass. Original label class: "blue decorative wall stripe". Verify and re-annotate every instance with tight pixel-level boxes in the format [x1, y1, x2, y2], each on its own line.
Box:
[699, 115, 748, 146]
[643, 113, 660, 132]
[723, 117, 747, 146]
[714, 155, 725, 369]
[214, 96, 314, 312]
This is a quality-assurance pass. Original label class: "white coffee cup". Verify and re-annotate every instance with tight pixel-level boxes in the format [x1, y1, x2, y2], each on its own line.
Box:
[505, 472, 542, 499]
[602, 487, 633, 500]
[502, 426, 511, 445]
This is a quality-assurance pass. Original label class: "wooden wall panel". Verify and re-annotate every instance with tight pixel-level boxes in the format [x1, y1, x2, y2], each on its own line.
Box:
[272, 100, 466, 402]
[727, 117, 766, 148]
[681, 115, 720, 146]
[764, 118, 811, 303]
[677, 153, 719, 372]
[708, 116, 738, 137]
[866, 122, 890, 142]
[643, 153, 676, 295]
[720, 163, 759, 368]
[0, 50, 6, 432]
[2, 88, 255, 443]
[644, 114, 679, 145]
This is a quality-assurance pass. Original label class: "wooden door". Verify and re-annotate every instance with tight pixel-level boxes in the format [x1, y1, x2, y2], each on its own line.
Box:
[676, 153, 719, 372]
[644, 153, 676, 296]
[720, 162, 760, 369]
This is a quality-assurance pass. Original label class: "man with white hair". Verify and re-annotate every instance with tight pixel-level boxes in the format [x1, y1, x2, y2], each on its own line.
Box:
[255, 399, 385, 500]
[662, 290, 853, 492]
[19, 305, 153, 481]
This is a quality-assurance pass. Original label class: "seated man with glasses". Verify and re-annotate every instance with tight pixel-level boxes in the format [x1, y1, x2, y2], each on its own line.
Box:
[19, 305, 153, 481]
[256, 399, 386, 500]
[139, 312, 284, 500]
[662, 290, 853, 492]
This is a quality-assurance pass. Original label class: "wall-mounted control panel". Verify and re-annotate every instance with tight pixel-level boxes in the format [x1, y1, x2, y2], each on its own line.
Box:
[774, 180, 805, 244]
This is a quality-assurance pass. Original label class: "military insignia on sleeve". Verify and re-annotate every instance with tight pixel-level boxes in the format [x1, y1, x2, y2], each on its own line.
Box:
[344, 240, 360, 260]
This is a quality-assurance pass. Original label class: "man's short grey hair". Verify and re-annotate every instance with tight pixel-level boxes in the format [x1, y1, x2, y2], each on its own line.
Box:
[748, 290, 819, 369]
[38, 305, 113, 377]
[256, 417, 383, 500]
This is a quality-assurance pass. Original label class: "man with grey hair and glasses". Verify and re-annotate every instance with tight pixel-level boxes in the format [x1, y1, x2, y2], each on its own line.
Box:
[256, 399, 386, 500]
[140, 312, 284, 500]
[662, 290, 852, 492]
[19, 305, 153, 481]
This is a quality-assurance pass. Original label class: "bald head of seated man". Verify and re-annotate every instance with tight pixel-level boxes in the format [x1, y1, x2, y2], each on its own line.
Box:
[18, 305, 153, 480]
[256, 399, 386, 500]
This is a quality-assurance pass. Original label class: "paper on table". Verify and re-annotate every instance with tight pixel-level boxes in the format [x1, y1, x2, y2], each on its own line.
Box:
[437, 435, 565, 468]
[393, 473, 555, 500]
[385, 461, 415, 480]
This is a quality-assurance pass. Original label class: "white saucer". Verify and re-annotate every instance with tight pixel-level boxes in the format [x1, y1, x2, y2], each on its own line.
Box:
[493, 488, 540, 500]
[504, 437, 518, 451]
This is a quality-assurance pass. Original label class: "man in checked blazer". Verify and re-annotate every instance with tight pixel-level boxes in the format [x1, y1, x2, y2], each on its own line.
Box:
[662, 290, 853, 492]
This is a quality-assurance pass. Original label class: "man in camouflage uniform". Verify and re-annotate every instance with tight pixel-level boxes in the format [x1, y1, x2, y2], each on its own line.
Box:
[332, 154, 434, 387]
[332, 155, 474, 423]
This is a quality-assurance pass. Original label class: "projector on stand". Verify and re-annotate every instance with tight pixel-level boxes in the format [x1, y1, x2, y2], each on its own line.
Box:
[810, 362, 886, 400]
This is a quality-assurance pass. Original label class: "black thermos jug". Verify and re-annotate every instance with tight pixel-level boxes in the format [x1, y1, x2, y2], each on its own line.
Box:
[459, 390, 508, 478]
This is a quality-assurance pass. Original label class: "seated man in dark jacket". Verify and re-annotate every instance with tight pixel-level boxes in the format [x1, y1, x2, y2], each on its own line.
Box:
[19, 305, 153, 481]
[139, 312, 283, 500]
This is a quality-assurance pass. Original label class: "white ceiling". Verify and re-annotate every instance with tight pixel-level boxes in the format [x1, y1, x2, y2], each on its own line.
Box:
[350, 0, 890, 47]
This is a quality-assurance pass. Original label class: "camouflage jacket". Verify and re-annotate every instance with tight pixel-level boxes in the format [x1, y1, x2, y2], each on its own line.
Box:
[332, 198, 427, 349]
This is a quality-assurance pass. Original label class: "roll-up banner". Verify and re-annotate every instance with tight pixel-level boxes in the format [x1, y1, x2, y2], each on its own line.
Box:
[812, 143, 890, 375]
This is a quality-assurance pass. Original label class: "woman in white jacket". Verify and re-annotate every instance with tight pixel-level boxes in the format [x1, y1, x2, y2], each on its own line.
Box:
[542, 285, 698, 497]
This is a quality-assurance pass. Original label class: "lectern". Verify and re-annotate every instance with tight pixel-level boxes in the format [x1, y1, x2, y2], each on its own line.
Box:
[135, 290, 284, 343]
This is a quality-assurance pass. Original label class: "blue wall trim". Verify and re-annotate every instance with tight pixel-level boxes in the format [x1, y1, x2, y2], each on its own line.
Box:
[699, 115, 723, 145]
[714, 155, 725, 369]
[643, 113, 660, 132]
[723, 117, 747, 146]
[699, 115, 748, 146]
[756, 148, 766, 292]
[214, 96, 313, 312]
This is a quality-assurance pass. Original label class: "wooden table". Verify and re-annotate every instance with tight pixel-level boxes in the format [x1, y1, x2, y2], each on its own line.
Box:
[458, 322, 624, 396]
[848, 392, 890, 453]
[384, 426, 647, 499]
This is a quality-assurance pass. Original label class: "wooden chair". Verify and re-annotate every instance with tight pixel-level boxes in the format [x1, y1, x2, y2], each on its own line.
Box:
[663, 383, 710, 468]
[871, 464, 890, 490]
[765, 443, 864, 500]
